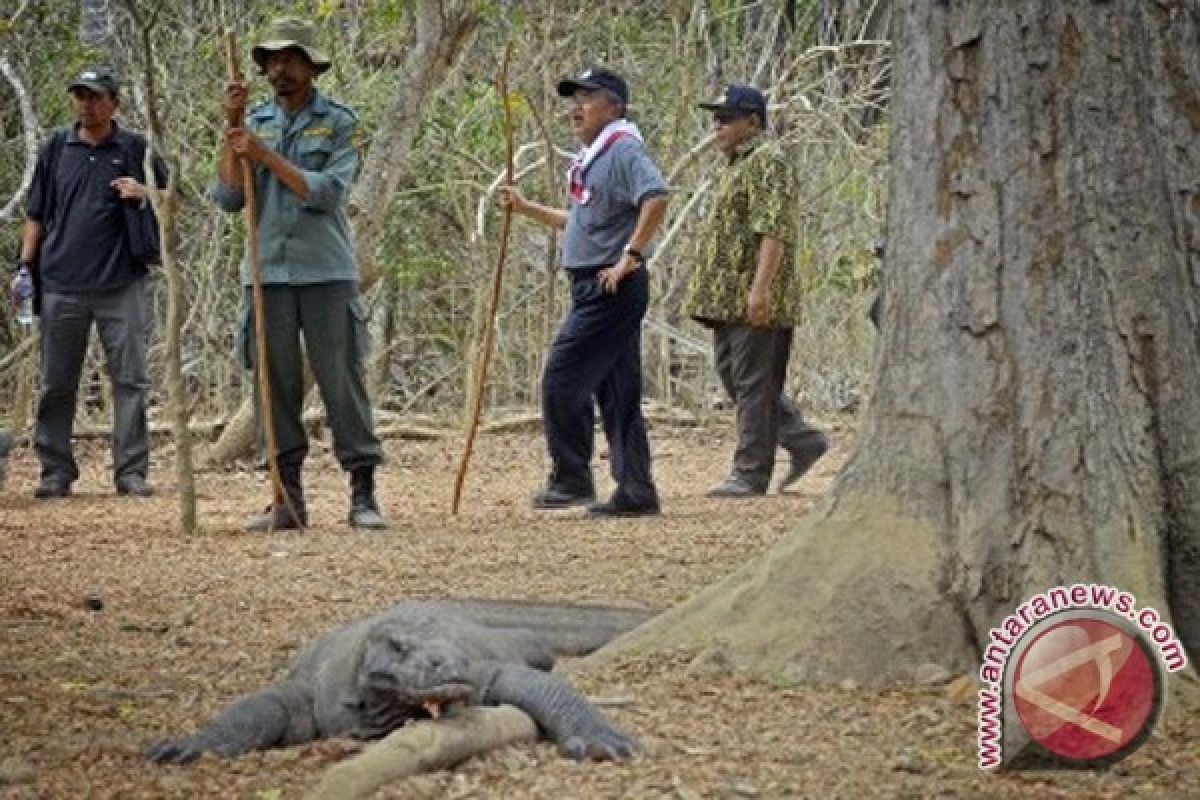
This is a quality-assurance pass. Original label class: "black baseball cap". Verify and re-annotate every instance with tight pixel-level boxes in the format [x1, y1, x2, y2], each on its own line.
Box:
[698, 84, 768, 126]
[68, 65, 120, 98]
[556, 66, 629, 105]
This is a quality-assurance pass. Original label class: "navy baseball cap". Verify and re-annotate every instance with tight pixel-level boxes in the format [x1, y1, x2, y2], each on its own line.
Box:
[557, 66, 629, 105]
[699, 84, 767, 126]
[68, 65, 120, 97]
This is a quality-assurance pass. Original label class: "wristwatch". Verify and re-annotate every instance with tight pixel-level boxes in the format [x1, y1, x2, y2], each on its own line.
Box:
[624, 247, 646, 267]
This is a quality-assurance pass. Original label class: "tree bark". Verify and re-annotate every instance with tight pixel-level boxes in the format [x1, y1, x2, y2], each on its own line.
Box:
[346, 0, 478, 288]
[122, 0, 196, 534]
[0, 51, 41, 222]
[601, 0, 1200, 689]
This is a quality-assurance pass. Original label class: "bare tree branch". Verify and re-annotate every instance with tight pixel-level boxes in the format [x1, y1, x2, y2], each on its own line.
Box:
[0, 52, 41, 221]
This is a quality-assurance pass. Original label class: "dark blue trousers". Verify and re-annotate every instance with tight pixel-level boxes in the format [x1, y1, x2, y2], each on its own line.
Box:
[541, 267, 657, 505]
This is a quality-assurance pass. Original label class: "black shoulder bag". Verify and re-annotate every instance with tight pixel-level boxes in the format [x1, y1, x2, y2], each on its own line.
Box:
[119, 134, 162, 268]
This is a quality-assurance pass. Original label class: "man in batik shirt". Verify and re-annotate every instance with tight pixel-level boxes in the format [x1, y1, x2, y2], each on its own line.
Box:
[684, 84, 829, 497]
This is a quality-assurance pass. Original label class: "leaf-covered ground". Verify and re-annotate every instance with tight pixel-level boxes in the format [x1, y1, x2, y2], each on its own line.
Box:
[1, 425, 1196, 798]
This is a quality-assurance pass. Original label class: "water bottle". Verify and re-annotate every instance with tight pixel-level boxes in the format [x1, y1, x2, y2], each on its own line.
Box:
[12, 265, 34, 327]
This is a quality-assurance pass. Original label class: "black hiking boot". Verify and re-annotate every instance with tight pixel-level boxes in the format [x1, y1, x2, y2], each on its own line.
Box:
[245, 463, 307, 531]
[348, 466, 388, 530]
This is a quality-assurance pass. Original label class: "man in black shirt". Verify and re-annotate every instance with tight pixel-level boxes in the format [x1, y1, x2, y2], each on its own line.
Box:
[16, 66, 163, 498]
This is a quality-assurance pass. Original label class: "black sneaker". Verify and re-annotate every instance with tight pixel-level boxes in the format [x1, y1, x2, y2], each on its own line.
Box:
[531, 486, 596, 510]
[780, 433, 830, 492]
[586, 493, 661, 518]
[706, 475, 767, 498]
[116, 475, 154, 497]
[34, 475, 72, 499]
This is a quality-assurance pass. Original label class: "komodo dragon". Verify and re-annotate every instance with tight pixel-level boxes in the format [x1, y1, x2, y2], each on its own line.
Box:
[148, 599, 654, 764]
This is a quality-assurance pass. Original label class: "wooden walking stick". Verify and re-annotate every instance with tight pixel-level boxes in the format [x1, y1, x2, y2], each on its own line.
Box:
[223, 30, 292, 528]
[451, 42, 515, 515]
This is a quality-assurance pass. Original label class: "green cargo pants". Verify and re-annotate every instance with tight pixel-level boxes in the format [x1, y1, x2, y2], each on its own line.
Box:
[240, 281, 383, 471]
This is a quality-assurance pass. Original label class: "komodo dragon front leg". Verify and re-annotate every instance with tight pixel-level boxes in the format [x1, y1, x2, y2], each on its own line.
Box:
[472, 661, 637, 761]
[147, 680, 317, 764]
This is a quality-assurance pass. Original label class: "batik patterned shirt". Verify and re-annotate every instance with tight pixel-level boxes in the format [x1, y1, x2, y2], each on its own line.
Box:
[683, 135, 801, 327]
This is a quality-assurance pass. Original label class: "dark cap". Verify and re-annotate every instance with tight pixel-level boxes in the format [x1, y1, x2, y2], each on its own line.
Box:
[67, 65, 119, 98]
[698, 84, 768, 126]
[556, 67, 628, 105]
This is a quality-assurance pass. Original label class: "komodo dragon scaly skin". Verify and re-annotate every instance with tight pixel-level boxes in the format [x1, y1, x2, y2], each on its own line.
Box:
[147, 599, 655, 764]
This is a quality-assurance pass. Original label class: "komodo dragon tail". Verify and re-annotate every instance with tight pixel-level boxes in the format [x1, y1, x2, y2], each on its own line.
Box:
[425, 599, 659, 656]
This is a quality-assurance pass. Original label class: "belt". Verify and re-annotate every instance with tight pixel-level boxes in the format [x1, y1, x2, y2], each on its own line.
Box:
[566, 265, 609, 282]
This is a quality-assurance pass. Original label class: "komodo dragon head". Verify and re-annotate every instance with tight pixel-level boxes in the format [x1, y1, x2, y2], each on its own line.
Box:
[356, 621, 476, 719]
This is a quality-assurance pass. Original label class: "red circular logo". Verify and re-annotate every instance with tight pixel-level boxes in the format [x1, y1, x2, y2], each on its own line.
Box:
[1012, 615, 1160, 762]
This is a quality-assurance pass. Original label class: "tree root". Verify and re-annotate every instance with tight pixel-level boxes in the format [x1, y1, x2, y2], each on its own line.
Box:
[305, 705, 538, 800]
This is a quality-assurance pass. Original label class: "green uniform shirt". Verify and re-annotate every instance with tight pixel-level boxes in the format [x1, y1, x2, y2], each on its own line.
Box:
[682, 135, 801, 327]
[212, 90, 360, 286]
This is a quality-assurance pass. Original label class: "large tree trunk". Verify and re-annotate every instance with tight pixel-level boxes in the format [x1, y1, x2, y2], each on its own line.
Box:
[601, 0, 1200, 689]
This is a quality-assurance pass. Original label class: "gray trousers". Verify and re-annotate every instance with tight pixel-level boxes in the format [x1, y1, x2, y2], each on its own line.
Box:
[713, 324, 817, 490]
[240, 282, 383, 471]
[35, 278, 150, 485]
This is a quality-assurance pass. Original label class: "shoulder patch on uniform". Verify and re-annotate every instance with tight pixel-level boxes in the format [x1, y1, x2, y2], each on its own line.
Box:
[326, 99, 359, 121]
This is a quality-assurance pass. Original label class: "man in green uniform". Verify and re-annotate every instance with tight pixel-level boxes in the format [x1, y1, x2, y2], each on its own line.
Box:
[684, 85, 829, 497]
[212, 18, 386, 530]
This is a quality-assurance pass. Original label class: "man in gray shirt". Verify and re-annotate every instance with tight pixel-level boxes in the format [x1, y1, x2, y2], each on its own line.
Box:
[500, 67, 668, 516]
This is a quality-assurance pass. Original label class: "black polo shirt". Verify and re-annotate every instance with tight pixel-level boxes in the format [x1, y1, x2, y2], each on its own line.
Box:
[25, 122, 163, 293]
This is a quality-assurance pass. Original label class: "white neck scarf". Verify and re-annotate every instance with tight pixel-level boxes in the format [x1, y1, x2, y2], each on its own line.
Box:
[567, 119, 643, 205]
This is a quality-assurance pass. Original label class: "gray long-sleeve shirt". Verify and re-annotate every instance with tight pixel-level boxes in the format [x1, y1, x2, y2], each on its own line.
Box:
[211, 90, 359, 286]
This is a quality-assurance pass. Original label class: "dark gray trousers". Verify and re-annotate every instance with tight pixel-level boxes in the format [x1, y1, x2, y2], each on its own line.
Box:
[240, 282, 383, 471]
[713, 324, 817, 489]
[35, 278, 150, 485]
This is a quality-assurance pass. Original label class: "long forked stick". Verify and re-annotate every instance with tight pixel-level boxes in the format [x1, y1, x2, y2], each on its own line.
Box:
[451, 42, 515, 515]
[223, 31, 291, 528]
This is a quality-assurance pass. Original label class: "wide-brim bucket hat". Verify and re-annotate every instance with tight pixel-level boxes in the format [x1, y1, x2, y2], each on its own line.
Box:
[251, 17, 332, 74]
